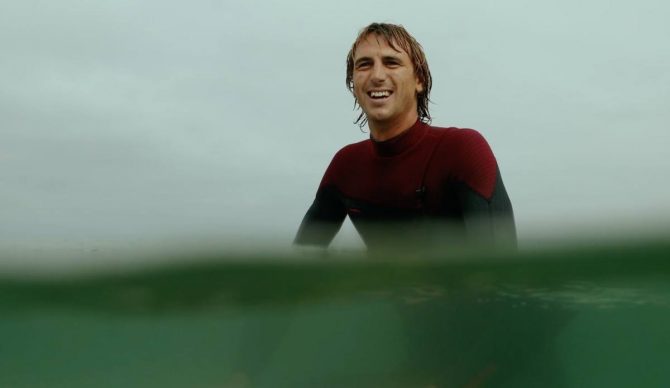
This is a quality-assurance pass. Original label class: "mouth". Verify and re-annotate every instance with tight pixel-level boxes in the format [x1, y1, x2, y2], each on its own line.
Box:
[366, 90, 393, 100]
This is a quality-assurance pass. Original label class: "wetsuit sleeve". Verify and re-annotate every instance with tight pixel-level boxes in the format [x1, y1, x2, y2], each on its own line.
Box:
[453, 130, 517, 247]
[294, 185, 347, 247]
[456, 167, 517, 247]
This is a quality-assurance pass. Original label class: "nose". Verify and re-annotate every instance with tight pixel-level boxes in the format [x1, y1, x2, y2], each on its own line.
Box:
[371, 62, 387, 83]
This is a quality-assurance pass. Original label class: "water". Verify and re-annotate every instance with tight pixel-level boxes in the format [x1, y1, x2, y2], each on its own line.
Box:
[1, 240, 669, 387]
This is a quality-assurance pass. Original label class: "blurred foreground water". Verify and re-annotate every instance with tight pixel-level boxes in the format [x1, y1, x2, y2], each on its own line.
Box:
[1, 239, 669, 387]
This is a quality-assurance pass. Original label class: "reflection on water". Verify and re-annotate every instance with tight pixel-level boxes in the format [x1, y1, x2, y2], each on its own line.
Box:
[498, 281, 670, 310]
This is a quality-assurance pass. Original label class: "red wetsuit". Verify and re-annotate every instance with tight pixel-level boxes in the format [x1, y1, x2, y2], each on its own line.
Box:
[294, 119, 516, 249]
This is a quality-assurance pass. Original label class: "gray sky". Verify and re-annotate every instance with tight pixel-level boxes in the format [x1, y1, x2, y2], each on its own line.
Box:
[1, 0, 669, 254]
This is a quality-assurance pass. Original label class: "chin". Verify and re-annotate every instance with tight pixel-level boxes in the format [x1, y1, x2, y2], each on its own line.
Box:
[364, 110, 392, 123]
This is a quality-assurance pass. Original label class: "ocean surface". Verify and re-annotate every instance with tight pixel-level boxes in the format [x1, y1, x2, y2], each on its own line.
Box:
[1, 240, 669, 387]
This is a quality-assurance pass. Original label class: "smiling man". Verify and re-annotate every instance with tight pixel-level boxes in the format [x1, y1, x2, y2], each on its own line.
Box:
[294, 22, 516, 250]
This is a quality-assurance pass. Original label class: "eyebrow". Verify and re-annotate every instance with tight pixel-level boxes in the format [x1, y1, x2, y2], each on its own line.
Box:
[354, 55, 403, 66]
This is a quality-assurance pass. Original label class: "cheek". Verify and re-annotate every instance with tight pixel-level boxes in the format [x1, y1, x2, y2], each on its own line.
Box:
[353, 72, 368, 86]
[353, 77, 363, 90]
[353, 83, 366, 99]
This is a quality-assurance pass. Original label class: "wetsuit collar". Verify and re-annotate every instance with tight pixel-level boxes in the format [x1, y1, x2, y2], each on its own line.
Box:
[370, 119, 428, 157]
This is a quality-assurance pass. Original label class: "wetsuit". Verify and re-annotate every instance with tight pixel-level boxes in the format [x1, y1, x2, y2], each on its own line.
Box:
[294, 119, 516, 249]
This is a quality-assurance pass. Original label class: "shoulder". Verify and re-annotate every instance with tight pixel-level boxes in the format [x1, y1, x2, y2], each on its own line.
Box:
[429, 125, 495, 161]
[432, 125, 499, 197]
[333, 139, 370, 158]
[430, 125, 491, 150]
[328, 138, 371, 167]
[320, 139, 370, 186]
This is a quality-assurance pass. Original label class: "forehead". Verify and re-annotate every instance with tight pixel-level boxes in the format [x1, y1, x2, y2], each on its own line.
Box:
[353, 34, 409, 59]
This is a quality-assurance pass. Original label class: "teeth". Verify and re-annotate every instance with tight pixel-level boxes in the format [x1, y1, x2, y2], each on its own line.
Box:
[369, 91, 391, 98]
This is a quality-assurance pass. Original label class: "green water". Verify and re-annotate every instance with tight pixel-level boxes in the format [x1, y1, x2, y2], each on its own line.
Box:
[1, 241, 669, 387]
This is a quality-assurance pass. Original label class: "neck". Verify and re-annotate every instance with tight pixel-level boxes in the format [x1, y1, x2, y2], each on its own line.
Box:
[369, 112, 419, 141]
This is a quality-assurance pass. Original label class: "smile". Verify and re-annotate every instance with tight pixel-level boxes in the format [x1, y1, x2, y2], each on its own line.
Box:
[367, 90, 393, 99]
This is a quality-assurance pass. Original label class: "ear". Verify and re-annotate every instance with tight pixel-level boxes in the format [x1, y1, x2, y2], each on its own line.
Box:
[416, 78, 424, 94]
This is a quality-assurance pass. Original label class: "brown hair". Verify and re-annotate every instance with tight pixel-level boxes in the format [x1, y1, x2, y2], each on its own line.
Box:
[346, 23, 432, 129]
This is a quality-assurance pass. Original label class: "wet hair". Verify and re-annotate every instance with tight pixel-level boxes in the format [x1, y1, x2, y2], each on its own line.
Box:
[346, 22, 432, 129]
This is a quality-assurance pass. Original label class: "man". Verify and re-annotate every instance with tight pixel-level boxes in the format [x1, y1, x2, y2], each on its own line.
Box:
[294, 22, 516, 250]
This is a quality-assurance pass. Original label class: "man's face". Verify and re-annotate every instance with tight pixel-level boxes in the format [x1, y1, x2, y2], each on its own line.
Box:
[352, 34, 423, 129]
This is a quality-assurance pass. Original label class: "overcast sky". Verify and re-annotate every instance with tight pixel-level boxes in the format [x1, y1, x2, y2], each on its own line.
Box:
[1, 0, 669, 255]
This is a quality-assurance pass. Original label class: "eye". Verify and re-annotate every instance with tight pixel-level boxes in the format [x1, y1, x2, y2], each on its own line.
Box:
[385, 59, 400, 67]
[355, 61, 371, 70]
